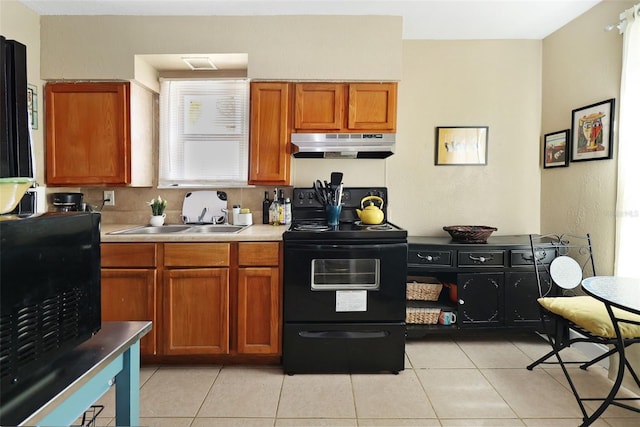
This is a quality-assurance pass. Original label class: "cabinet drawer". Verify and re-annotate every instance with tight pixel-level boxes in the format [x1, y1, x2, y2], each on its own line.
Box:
[458, 251, 505, 267]
[164, 243, 230, 267]
[408, 249, 452, 266]
[238, 242, 280, 266]
[510, 248, 556, 266]
[101, 243, 158, 267]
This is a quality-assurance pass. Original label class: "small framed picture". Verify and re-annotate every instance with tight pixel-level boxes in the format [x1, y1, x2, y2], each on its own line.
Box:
[570, 98, 615, 162]
[543, 129, 570, 168]
[27, 84, 38, 130]
[435, 126, 488, 166]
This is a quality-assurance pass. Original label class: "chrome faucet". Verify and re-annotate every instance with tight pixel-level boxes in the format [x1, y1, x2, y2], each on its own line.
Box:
[220, 208, 229, 224]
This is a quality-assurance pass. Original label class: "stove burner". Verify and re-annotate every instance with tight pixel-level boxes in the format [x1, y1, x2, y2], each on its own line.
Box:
[364, 223, 393, 231]
[292, 223, 331, 232]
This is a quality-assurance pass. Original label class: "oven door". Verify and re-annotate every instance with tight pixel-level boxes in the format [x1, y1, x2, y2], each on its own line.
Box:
[284, 241, 407, 322]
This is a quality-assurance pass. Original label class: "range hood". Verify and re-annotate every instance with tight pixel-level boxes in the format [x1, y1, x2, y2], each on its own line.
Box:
[291, 133, 395, 159]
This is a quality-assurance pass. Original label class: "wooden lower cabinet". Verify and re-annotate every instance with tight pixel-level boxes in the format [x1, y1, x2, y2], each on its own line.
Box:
[163, 268, 229, 355]
[237, 242, 281, 354]
[237, 267, 280, 354]
[100, 241, 281, 361]
[101, 243, 159, 356]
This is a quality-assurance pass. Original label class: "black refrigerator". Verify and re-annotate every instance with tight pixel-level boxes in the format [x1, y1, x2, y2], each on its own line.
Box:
[1, 35, 33, 178]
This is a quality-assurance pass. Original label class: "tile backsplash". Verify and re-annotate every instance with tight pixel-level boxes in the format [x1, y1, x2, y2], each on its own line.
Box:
[81, 186, 291, 225]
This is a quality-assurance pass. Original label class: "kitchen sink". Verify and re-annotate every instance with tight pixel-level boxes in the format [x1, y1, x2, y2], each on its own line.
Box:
[111, 225, 192, 234]
[185, 225, 246, 233]
[109, 224, 249, 235]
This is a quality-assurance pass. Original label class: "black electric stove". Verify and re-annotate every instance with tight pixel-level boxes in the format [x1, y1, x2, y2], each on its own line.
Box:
[282, 187, 408, 375]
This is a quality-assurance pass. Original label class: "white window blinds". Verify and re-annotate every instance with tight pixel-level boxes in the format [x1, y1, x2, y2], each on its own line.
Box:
[159, 79, 249, 187]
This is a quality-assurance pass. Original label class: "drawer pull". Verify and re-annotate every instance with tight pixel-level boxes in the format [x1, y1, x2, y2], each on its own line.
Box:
[468, 254, 493, 263]
[417, 253, 440, 262]
[520, 250, 547, 263]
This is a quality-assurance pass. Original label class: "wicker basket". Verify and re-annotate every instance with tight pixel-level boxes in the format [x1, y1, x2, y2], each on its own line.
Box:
[443, 225, 497, 244]
[406, 307, 440, 324]
[407, 280, 443, 301]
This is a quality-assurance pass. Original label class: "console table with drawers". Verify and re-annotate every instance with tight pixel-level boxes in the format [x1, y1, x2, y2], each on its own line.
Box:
[406, 235, 555, 337]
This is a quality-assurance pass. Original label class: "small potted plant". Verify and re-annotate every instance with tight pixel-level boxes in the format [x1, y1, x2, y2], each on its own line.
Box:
[149, 196, 167, 226]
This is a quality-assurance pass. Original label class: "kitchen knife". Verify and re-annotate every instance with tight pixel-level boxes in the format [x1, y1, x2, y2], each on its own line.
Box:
[330, 172, 343, 188]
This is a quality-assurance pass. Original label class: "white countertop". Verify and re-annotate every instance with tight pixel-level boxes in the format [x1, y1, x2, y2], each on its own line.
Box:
[101, 223, 288, 242]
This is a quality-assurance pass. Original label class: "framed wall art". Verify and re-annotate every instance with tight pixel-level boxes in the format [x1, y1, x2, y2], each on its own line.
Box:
[571, 98, 615, 162]
[27, 84, 37, 129]
[435, 126, 488, 166]
[543, 129, 570, 168]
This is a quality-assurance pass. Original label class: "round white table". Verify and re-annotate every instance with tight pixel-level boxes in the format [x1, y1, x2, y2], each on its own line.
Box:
[580, 276, 640, 426]
[582, 276, 640, 315]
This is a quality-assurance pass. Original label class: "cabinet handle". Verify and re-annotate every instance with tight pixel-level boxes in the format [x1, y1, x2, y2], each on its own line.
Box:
[458, 299, 465, 305]
[417, 253, 440, 262]
[468, 254, 493, 263]
[520, 250, 547, 263]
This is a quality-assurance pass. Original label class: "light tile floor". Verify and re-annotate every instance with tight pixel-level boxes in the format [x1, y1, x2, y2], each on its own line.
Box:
[86, 332, 640, 427]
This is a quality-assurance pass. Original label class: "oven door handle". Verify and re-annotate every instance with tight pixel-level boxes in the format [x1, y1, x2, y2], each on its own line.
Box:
[298, 330, 390, 339]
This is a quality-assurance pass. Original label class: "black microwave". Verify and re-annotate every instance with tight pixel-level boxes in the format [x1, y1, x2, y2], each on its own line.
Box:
[0, 212, 102, 404]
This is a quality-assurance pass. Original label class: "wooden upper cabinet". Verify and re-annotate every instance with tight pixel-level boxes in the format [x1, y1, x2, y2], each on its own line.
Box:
[294, 83, 344, 130]
[348, 83, 397, 131]
[45, 81, 152, 186]
[294, 82, 397, 132]
[249, 82, 291, 185]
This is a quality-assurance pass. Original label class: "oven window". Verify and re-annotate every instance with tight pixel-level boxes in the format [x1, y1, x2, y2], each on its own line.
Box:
[311, 259, 380, 290]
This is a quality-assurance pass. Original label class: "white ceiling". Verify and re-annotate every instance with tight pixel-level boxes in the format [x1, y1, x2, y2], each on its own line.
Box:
[19, 0, 602, 40]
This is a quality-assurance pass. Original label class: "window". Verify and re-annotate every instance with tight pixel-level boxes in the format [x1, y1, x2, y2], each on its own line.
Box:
[159, 79, 249, 187]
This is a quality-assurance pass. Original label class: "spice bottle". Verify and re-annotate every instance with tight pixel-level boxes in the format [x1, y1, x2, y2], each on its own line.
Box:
[284, 198, 292, 225]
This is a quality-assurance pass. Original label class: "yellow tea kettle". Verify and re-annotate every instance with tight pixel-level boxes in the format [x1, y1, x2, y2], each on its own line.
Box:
[356, 196, 385, 225]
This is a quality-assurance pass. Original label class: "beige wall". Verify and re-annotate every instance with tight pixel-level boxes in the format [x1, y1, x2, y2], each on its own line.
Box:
[296, 40, 544, 239]
[39, 15, 402, 81]
[392, 40, 542, 236]
[541, 0, 632, 276]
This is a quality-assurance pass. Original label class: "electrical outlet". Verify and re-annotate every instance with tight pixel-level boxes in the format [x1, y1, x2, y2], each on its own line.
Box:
[103, 190, 115, 206]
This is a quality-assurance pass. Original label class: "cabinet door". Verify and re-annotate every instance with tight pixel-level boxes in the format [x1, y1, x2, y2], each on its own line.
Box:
[294, 83, 344, 130]
[163, 268, 229, 355]
[505, 271, 547, 328]
[348, 83, 397, 131]
[101, 269, 157, 356]
[457, 273, 503, 327]
[237, 267, 280, 354]
[249, 82, 291, 185]
[46, 82, 131, 185]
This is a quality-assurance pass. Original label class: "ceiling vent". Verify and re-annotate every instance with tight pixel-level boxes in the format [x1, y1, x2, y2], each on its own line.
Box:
[181, 57, 218, 71]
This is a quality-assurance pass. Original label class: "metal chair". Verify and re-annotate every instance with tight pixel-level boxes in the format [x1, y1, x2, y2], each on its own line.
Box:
[527, 233, 640, 424]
